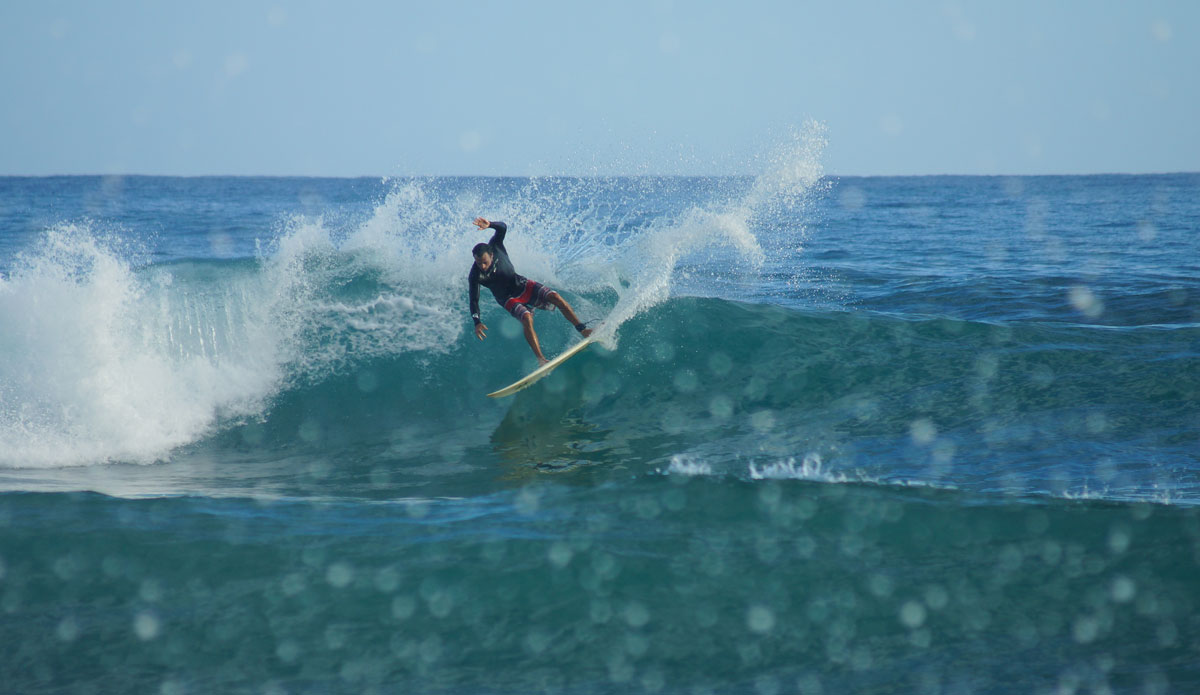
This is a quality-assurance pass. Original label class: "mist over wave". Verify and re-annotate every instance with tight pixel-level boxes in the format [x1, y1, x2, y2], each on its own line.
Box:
[0, 126, 830, 468]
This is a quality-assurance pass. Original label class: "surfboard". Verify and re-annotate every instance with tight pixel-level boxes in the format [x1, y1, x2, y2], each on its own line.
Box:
[486, 335, 596, 398]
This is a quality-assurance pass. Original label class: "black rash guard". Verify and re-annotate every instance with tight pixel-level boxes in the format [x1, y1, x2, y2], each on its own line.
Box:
[468, 221, 528, 325]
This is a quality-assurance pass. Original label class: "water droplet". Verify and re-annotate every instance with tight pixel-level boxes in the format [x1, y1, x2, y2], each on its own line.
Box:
[326, 562, 355, 588]
[356, 370, 379, 393]
[134, 611, 161, 640]
[910, 419, 937, 445]
[622, 601, 650, 628]
[391, 595, 417, 620]
[1111, 576, 1136, 603]
[1068, 286, 1104, 318]
[548, 542, 573, 568]
[709, 395, 733, 420]
[747, 605, 776, 633]
[56, 616, 80, 642]
[899, 601, 927, 628]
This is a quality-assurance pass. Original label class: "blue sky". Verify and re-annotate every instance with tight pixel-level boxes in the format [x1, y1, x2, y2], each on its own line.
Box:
[2, 1, 1196, 176]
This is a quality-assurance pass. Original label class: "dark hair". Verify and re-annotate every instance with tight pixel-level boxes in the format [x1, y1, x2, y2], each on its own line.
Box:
[472, 243, 491, 258]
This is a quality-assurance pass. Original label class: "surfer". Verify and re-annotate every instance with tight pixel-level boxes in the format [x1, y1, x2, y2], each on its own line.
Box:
[468, 217, 592, 366]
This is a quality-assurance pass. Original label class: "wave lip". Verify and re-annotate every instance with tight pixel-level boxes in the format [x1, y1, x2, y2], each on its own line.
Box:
[1, 127, 833, 469]
[0, 226, 286, 468]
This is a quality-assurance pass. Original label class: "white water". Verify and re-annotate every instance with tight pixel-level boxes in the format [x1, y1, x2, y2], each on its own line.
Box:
[0, 226, 280, 467]
[0, 124, 829, 468]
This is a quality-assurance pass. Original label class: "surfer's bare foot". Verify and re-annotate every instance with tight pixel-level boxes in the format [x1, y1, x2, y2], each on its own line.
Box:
[580, 328, 593, 338]
[538, 356, 549, 367]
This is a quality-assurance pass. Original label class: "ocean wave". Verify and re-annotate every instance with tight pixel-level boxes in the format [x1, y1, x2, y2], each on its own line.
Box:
[0, 128, 831, 468]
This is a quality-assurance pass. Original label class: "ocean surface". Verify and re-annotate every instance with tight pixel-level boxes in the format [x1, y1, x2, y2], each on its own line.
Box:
[2, 140, 1199, 692]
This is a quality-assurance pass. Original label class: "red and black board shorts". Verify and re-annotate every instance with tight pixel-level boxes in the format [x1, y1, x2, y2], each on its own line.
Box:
[504, 279, 556, 321]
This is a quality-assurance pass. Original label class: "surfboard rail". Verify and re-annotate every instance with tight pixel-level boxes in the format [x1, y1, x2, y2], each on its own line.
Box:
[486, 336, 596, 398]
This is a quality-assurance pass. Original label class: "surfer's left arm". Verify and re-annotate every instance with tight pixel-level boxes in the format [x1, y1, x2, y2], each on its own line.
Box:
[474, 217, 507, 248]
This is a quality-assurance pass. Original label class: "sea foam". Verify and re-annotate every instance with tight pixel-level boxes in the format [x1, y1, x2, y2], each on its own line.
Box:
[0, 225, 281, 467]
[0, 125, 830, 467]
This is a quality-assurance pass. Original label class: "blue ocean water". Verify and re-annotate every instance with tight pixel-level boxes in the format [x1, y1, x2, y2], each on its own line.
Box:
[1, 139, 1199, 692]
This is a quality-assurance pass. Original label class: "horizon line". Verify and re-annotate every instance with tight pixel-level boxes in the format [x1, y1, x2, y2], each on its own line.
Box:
[2, 170, 1197, 180]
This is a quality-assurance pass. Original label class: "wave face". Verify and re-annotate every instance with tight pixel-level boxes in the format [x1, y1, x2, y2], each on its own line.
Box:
[2, 155, 1200, 692]
[0, 129, 831, 472]
[2, 169, 1197, 504]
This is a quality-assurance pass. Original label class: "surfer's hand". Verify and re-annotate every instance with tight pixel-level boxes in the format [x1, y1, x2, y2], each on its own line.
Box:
[473, 217, 489, 230]
[475, 322, 488, 340]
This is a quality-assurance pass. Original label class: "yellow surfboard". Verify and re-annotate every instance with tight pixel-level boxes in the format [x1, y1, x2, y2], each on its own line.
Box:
[486, 336, 596, 398]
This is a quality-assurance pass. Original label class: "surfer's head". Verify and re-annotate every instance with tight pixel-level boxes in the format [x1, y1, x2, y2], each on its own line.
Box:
[472, 243, 493, 271]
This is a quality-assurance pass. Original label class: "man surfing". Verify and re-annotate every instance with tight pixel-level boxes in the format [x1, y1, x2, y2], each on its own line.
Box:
[468, 217, 591, 365]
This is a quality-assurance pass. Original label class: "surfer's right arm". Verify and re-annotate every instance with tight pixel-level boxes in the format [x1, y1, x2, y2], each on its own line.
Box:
[468, 267, 487, 340]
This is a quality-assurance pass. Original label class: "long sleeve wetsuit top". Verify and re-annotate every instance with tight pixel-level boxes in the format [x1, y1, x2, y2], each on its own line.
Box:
[468, 221, 527, 325]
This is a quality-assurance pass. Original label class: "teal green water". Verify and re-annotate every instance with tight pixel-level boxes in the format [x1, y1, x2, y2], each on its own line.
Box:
[3, 485, 1198, 693]
[1, 171, 1198, 692]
